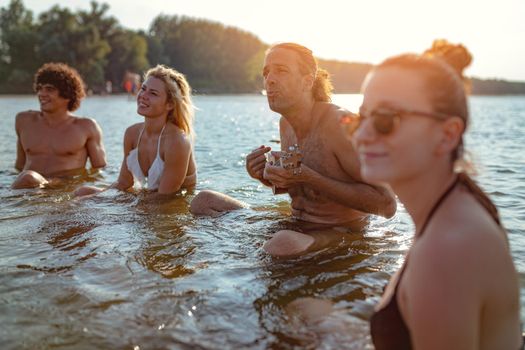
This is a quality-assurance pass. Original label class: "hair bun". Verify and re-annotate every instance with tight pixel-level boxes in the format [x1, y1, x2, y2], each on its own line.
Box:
[423, 39, 472, 78]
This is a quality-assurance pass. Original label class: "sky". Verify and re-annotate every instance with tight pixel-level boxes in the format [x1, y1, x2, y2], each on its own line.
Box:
[14, 0, 525, 81]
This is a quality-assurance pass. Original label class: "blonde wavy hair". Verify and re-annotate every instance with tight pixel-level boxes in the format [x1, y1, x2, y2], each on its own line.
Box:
[144, 65, 195, 140]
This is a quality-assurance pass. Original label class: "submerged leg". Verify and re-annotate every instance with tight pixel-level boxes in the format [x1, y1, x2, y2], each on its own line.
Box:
[11, 170, 49, 189]
[189, 190, 248, 216]
[263, 230, 315, 257]
[286, 297, 334, 324]
[264, 219, 366, 258]
[74, 185, 104, 197]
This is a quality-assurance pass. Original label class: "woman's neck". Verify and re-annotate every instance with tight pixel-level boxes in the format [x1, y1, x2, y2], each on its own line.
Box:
[143, 115, 168, 135]
[391, 162, 457, 235]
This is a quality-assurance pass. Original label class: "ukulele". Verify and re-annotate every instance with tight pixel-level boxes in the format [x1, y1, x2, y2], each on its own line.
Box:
[267, 144, 303, 194]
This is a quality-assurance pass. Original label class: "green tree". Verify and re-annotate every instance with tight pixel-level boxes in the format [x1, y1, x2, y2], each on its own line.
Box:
[148, 15, 266, 93]
[0, 0, 38, 92]
[318, 59, 372, 93]
[37, 4, 111, 91]
[106, 28, 149, 91]
[77, 1, 119, 39]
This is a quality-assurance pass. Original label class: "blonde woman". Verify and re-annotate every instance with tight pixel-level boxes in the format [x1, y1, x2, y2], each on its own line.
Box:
[76, 65, 196, 196]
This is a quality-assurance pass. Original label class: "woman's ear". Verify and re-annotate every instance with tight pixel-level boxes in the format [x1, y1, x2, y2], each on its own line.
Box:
[436, 116, 465, 155]
[166, 100, 175, 113]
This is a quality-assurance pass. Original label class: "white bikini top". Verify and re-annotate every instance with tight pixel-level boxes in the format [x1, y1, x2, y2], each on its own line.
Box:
[126, 125, 166, 190]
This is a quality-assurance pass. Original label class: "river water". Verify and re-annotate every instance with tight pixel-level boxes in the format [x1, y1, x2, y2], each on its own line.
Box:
[0, 94, 523, 349]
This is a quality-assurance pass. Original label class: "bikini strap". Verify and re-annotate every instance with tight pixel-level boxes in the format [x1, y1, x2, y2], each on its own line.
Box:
[394, 176, 459, 293]
[136, 125, 145, 149]
[156, 124, 167, 155]
[417, 176, 459, 237]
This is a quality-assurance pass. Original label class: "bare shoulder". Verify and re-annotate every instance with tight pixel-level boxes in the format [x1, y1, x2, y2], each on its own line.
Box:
[406, 195, 518, 330]
[411, 190, 512, 279]
[316, 102, 354, 131]
[164, 123, 192, 149]
[161, 124, 192, 164]
[317, 102, 347, 118]
[15, 110, 40, 124]
[124, 122, 144, 138]
[120, 122, 142, 148]
[321, 102, 352, 115]
[316, 103, 356, 149]
[73, 116, 102, 131]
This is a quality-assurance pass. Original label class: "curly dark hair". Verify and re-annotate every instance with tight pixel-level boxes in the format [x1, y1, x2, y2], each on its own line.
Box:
[33, 63, 86, 111]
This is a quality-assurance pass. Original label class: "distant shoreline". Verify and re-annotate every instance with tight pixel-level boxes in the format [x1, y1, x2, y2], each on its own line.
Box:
[2, 1, 524, 97]
[2, 91, 525, 97]
[4, 74, 523, 96]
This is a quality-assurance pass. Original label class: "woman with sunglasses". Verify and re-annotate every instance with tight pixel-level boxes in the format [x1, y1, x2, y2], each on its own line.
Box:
[350, 40, 522, 349]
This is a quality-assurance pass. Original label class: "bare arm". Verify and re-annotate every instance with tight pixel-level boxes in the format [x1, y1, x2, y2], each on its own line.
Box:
[15, 136, 26, 172]
[266, 110, 396, 217]
[330, 111, 396, 217]
[113, 126, 136, 191]
[75, 125, 135, 197]
[157, 132, 192, 195]
[264, 163, 395, 218]
[85, 118, 107, 169]
[14, 113, 26, 171]
[301, 164, 396, 218]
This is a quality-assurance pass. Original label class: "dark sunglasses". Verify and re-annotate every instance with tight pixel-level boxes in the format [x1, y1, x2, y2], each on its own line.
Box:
[340, 107, 451, 136]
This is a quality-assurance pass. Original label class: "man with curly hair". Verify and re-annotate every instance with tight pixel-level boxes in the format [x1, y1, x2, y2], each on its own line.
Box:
[12, 63, 107, 189]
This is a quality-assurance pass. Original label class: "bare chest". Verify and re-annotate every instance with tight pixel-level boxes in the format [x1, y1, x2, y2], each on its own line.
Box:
[21, 123, 88, 156]
[281, 133, 341, 178]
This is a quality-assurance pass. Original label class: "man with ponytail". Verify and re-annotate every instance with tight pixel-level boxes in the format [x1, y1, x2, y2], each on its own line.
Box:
[191, 42, 396, 258]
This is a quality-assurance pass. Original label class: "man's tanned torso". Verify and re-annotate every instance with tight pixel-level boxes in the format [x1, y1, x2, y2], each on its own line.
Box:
[15, 111, 105, 177]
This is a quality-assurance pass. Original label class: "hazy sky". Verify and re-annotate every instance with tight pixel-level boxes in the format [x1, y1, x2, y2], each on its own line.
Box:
[17, 0, 525, 81]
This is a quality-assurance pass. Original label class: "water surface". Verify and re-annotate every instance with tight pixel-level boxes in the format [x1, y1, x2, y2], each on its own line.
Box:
[0, 94, 523, 349]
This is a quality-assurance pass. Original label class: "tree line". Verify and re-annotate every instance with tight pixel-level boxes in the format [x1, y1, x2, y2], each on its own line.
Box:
[1, 0, 524, 95]
[0, 0, 265, 94]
